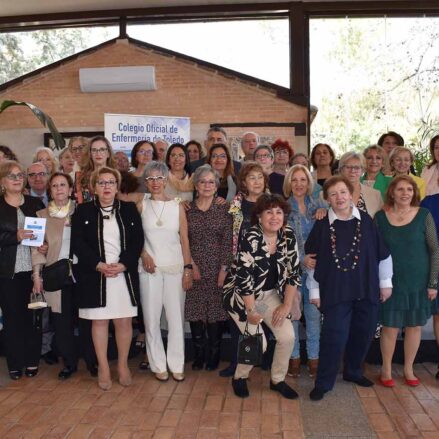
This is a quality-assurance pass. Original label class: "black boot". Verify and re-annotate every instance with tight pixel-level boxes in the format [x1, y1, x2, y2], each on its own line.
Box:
[190, 321, 205, 371]
[205, 322, 223, 371]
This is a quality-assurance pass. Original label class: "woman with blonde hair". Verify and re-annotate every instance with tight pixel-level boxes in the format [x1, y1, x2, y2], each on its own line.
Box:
[33, 146, 58, 176]
[389, 146, 426, 199]
[284, 164, 327, 378]
[360, 145, 392, 199]
[67, 136, 89, 171]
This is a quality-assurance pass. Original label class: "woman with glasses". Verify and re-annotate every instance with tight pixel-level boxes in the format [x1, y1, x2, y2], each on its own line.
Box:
[207, 143, 236, 201]
[389, 147, 426, 199]
[130, 140, 158, 193]
[165, 143, 194, 202]
[254, 145, 285, 196]
[185, 165, 232, 372]
[139, 161, 193, 382]
[360, 145, 392, 199]
[338, 152, 383, 218]
[271, 139, 294, 176]
[74, 136, 116, 204]
[68, 136, 89, 171]
[310, 143, 336, 186]
[72, 167, 143, 390]
[0, 161, 44, 380]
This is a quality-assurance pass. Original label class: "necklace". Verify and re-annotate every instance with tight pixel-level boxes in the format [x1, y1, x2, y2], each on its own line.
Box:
[100, 204, 114, 220]
[263, 234, 277, 246]
[151, 199, 166, 226]
[393, 207, 412, 222]
[329, 219, 361, 272]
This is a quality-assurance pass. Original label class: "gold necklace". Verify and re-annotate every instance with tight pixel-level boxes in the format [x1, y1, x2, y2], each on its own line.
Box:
[150, 199, 165, 226]
[393, 207, 412, 222]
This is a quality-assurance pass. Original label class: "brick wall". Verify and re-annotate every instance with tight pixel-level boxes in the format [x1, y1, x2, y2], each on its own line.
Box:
[0, 38, 307, 163]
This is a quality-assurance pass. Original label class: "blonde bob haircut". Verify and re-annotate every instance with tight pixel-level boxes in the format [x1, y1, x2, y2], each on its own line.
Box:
[90, 166, 121, 191]
[283, 164, 314, 198]
[338, 151, 365, 171]
[388, 146, 414, 172]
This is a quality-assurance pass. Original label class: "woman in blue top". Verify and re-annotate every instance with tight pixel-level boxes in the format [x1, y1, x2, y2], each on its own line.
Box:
[283, 164, 327, 379]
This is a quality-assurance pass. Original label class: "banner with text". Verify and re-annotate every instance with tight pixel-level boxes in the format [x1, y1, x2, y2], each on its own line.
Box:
[104, 113, 191, 154]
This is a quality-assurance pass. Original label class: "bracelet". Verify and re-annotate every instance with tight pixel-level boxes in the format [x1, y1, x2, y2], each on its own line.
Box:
[184, 264, 193, 270]
[184, 272, 192, 277]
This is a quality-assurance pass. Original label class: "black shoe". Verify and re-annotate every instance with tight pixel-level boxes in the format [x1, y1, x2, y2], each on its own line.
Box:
[310, 387, 326, 401]
[139, 361, 150, 371]
[270, 381, 299, 399]
[192, 359, 204, 371]
[41, 351, 58, 365]
[24, 367, 39, 378]
[343, 375, 374, 387]
[9, 370, 23, 380]
[87, 364, 98, 377]
[58, 365, 77, 380]
[219, 363, 236, 378]
[232, 378, 249, 398]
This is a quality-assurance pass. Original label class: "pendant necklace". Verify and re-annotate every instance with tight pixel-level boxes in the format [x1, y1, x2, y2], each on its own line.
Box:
[151, 199, 165, 226]
[100, 204, 114, 220]
[393, 207, 411, 222]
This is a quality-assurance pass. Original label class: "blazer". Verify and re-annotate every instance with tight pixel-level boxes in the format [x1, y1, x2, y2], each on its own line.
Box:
[223, 224, 302, 322]
[0, 195, 44, 279]
[71, 199, 144, 309]
[360, 183, 383, 218]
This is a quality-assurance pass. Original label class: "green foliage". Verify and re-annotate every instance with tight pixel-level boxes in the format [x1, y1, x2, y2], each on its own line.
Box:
[0, 100, 65, 150]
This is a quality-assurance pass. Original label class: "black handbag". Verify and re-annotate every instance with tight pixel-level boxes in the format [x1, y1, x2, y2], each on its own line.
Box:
[237, 322, 263, 366]
[41, 244, 74, 292]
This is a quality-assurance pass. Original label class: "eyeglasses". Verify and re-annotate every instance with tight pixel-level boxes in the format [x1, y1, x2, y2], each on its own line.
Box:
[97, 180, 117, 187]
[137, 150, 153, 156]
[247, 175, 264, 182]
[145, 176, 166, 182]
[211, 153, 227, 160]
[255, 154, 272, 160]
[199, 180, 216, 186]
[71, 145, 85, 152]
[342, 165, 362, 172]
[170, 153, 185, 159]
[28, 172, 47, 178]
[91, 148, 108, 155]
[6, 172, 25, 181]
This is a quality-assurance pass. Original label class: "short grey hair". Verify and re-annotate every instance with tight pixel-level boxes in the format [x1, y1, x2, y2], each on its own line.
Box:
[192, 164, 220, 188]
[338, 151, 365, 171]
[241, 131, 260, 146]
[144, 160, 169, 178]
[253, 144, 274, 159]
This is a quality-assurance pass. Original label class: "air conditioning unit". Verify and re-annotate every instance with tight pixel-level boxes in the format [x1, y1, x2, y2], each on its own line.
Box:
[79, 66, 156, 92]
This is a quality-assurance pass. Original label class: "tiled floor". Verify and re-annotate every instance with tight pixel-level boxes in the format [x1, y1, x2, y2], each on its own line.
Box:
[0, 359, 437, 438]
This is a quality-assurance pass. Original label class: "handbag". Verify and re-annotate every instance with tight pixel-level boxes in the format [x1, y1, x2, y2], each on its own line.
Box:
[27, 291, 48, 310]
[237, 322, 263, 366]
[41, 242, 74, 292]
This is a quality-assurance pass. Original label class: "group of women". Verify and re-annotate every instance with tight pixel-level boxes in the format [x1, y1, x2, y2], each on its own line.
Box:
[0, 130, 438, 402]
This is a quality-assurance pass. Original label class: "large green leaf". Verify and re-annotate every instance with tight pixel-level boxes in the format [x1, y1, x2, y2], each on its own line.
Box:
[0, 100, 65, 150]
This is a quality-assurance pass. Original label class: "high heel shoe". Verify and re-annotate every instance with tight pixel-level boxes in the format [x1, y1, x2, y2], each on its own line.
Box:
[379, 377, 395, 388]
[9, 370, 23, 380]
[118, 368, 132, 387]
[405, 377, 420, 387]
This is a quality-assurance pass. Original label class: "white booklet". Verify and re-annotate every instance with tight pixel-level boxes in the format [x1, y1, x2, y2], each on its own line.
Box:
[22, 217, 46, 247]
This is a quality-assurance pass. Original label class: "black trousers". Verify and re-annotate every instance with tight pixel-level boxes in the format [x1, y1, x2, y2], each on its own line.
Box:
[0, 272, 42, 371]
[52, 285, 78, 368]
[316, 298, 378, 392]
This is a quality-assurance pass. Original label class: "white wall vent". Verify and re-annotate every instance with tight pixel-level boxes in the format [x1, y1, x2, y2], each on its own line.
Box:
[79, 66, 156, 93]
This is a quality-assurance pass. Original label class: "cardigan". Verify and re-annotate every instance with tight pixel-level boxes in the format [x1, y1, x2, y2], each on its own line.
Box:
[360, 183, 383, 218]
[304, 209, 391, 312]
[0, 195, 44, 279]
[223, 224, 302, 322]
[360, 172, 392, 199]
[71, 199, 143, 309]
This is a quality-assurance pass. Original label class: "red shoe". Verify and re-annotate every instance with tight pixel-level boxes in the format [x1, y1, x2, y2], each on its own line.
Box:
[405, 377, 420, 387]
[379, 377, 395, 387]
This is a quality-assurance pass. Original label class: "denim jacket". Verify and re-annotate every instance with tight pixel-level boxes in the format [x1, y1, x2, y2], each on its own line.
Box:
[287, 192, 328, 267]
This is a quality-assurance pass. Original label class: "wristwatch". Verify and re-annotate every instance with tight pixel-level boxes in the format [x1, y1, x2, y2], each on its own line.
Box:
[184, 264, 193, 270]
